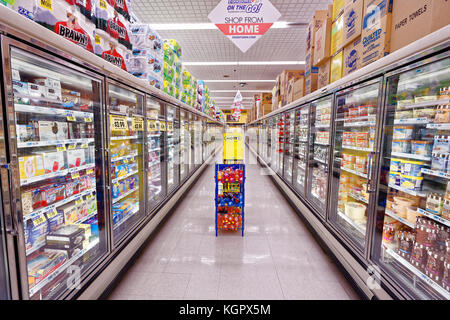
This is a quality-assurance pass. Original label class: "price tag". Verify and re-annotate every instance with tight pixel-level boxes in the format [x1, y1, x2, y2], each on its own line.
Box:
[110, 115, 128, 132]
[68, 144, 76, 150]
[75, 199, 83, 206]
[123, 159, 128, 164]
[167, 122, 174, 132]
[46, 209, 58, 219]
[32, 214, 46, 227]
[95, 34, 101, 45]
[147, 120, 157, 132]
[71, 173, 80, 180]
[86, 169, 94, 175]
[84, 117, 93, 123]
[86, 194, 94, 200]
[99, 0, 106, 9]
[57, 145, 66, 152]
[67, 115, 77, 122]
[40, 0, 52, 11]
[80, 143, 89, 149]
[132, 117, 144, 131]
[159, 122, 166, 131]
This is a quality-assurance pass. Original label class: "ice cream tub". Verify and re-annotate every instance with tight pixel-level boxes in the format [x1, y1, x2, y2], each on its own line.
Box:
[393, 126, 414, 140]
[389, 171, 401, 186]
[400, 174, 423, 191]
[411, 140, 433, 157]
[345, 202, 366, 221]
[400, 159, 425, 177]
[392, 140, 411, 153]
[390, 158, 402, 173]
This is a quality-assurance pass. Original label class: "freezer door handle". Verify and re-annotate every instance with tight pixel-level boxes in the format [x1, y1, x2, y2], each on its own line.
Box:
[366, 153, 376, 193]
[0, 164, 18, 236]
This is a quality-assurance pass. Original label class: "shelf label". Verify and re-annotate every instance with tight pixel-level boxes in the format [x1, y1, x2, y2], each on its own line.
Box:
[46, 209, 58, 219]
[132, 117, 144, 131]
[67, 115, 77, 122]
[68, 144, 76, 150]
[80, 143, 89, 149]
[110, 115, 128, 132]
[86, 168, 94, 175]
[71, 173, 80, 180]
[147, 120, 157, 132]
[123, 159, 128, 164]
[56, 145, 66, 152]
[167, 122, 174, 132]
[40, 0, 52, 11]
[75, 199, 83, 206]
[159, 122, 166, 131]
[95, 34, 101, 45]
[32, 214, 46, 227]
[84, 117, 93, 123]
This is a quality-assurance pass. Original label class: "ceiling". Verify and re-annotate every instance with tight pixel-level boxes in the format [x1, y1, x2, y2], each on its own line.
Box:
[132, 0, 332, 108]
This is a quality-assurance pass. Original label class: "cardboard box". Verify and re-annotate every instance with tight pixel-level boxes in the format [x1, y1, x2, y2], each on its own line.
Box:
[333, 0, 345, 21]
[361, 0, 393, 67]
[263, 104, 272, 115]
[343, 37, 363, 77]
[281, 70, 305, 105]
[318, 59, 331, 89]
[343, 0, 364, 47]
[313, 18, 332, 66]
[327, 4, 334, 19]
[286, 78, 295, 104]
[306, 10, 329, 52]
[43, 152, 66, 174]
[390, 0, 450, 52]
[330, 49, 344, 83]
[261, 93, 272, 104]
[331, 14, 344, 55]
[293, 78, 305, 101]
[305, 73, 318, 95]
[19, 155, 45, 180]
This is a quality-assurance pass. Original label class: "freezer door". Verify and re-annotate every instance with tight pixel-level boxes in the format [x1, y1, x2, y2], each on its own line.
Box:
[371, 55, 450, 299]
[307, 96, 333, 216]
[293, 104, 310, 196]
[189, 113, 195, 173]
[3, 43, 108, 300]
[328, 80, 382, 253]
[277, 113, 285, 175]
[283, 110, 295, 184]
[0, 192, 11, 300]
[270, 116, 279, 172]
[107, 83, 146, 245]
[180, 111, 189, 181]
[166, 105, 180, 192]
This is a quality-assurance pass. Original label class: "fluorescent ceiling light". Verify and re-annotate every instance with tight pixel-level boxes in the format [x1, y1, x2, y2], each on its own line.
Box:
[184, 61, 305, 66]
[211, 90, 272, 93]
[204, 79, 276, 83]
[150, 21, 290, 30]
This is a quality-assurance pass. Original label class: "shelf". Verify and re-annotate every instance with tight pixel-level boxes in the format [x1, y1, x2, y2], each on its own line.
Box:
[348, 192, 369, 204]
[111, 153, 138, 163]
[149, 147, 161, 152]
[427, 123, 450, 130]
[18, 138, 94, 148]
[385, 209, 415, 229]
[313, 157, 328, 165]
[391, 152, 431, 161]
[394, 118, 429, 125]
[417, 208, 450, 227]
[314, 124, 330, 128]
[26, 240, 46, 256]
[147, 134, 161, 138]
[395, 98, 450, 109]
[20, 163, 95, 186]
[341, 167, 368, 179]
[342, 145, 373, 152]
[110, 135, 138, 141]
[337, 209, 366, 235]
[23, 188, 96, 223]
[421, 168, 450, 180]
[344, 121, 376, 128]
[314, 141, 329, 146]
[112, 187, 139, 204]
[113, 206, 139, 230]
[15, 104, 93, 119]
[388, 183, 427, 197]
[74, 210, 98, 225]
[112, 170, 138, 184]
[29, 238, 100, 297]
[383, 246, 450, 299]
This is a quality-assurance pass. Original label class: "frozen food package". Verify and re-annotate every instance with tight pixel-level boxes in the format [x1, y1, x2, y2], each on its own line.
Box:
[67, 149, 86, 168]
[19, 155, 45, 180]
[43, 151, 66, 173]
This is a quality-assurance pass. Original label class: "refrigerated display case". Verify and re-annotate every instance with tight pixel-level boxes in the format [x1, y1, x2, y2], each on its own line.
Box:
[307, 96, 332, 216]
[189, 113, 195, 173]
[277, 113, 285, 175]
[166, 105, 179, 192]
[107, 83, 145, 245]
[283, 111, 295, 183]
[293, 104, 310, 196]
[193, 116, 203, 168]
[328, 80, 382, 252]
[146, 98, 166, 212]
[372, 55, 450, 299]
[180, 111, 191, 179]
[270, 116, 279, 171]
[4, 43, 108, 300]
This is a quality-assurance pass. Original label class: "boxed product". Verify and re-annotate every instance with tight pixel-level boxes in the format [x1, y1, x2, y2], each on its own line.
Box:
[305, 73, 319, 95]
[343, 0, 364, 47]
[343, 37, 363, 77]
[27, 250, 67, 288]
[333, 0, 345, 21]
[67, 149, 86, 168]
[43, 151, 66, 173]
[293, 78, 305, 101]
[58, 203, 78, 224]
[318, 59, 331, 89]
[12, 80, 29, 96]
[19, 155, 45, 180]
[21, 188, 43, 216]
[17, 124, 35, 143]
[361, 0, 394, 67]
[41, 184, 66, 207]
[45, 225, 85, 249]
[313, 17, 332, 66]
[390, 0, 450, 53]
[330, 49, 344, 83]
[28, 83, 46, 98]
[306, 10, 329, 53]
[37, 121, 69, 141]
[331, 14, 344, 55]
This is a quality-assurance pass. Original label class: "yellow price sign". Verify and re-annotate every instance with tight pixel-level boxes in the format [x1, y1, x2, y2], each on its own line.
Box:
[167, 122, 174, 132]
[159, 122, 166, 131]
[40, 0, 52, 11]
[71, 173, 80, 180]
[67, 115, 76, 122]
[99, 0, 107, 9]
[147, 120, 157, 132]
[86, 194, 94, 200]
[68, 144, 76, 150]
[86, 169, 94, 175]
[32, 214, 46, 227]
[84, 117, 93, 123]
[81, 144, 89, 149]
[46, 209, 58, 219]
[75, 199, 83, 206]
[95, 34, 101, 45]
[223, 133, 244, 162]
[57, 145, 66, 152]
[110, 115, 128, 132]
[132, 117, 144, 131]
[123, 159, 128, 164]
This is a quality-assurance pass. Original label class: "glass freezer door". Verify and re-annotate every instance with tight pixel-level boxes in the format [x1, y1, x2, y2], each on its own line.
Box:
[293, 104, 310, 196]
[0, 197, 10, 300]
[188, 113, 194, 173]
[108, 84, 145, 245]
[7, 47, 107, 299]
[146, 98, 166, 212]
[277, 113, 285, 175]
[307, 96, 332, 216]
[180, 111, 189, 181]
[194, 116, 203, 168]
[283, 110, 295, 184]
[372, 56, 450, 299]
[270, 116, 279, 171]
[166, 105, 180, 192]
[328, 81, 381, 251]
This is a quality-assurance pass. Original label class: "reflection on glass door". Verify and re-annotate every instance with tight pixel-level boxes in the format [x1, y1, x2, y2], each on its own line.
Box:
[108, 84, 145, 244]
[372, 56, 450, 299]
[270, 116, 279, 171]
[190, 113, 195, 172]
[307, 96, 332, 215]
[146, 98, 166, 212]
[180, 111, 189, 180]
[193, 116, 203, 168]
[283, 111, 295, 183]
[166, 106, 179, 192]
[293, 105, 310, 195]
[277, 113, 285, 175]
[328, 81, 381, 251]
[8, 47, 107, 299]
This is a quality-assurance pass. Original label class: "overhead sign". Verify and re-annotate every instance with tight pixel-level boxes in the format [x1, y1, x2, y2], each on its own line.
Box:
[208, 0, 282, 53]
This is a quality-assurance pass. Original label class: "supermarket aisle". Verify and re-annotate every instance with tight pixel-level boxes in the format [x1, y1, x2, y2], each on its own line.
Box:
[107, 148, 360, 300]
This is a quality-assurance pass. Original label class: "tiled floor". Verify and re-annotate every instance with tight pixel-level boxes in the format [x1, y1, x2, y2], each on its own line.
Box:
[107, 147, 360, 300]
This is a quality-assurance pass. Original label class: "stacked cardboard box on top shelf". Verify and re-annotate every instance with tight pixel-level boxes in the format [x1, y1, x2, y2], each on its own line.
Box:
[270, 69, 305, 111]
[254, 93, 273, 118]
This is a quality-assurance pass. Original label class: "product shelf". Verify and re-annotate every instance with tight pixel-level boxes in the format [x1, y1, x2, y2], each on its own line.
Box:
[388, 183, 427, 197]
[421, 168, 450, 180]
[383, 246, 450, 299]
[393, 118, 429, 125]
[341, 167, 368, 179]
[314, 124, 330, 128]
[343, 121, 376, 128]
[110, 135, 138, 141]
[395, 98, 450, 110]
[20, 163, 95, 186]
[385, 209, 416, 229]
[342, 145, 373, 152]
[18, 138, 94, 149]
[148, 147, 161, 152]
[427, 123, 450, 130]
[337, 209, 366, 235]
[112, 170, 139, 184]
[391, 152, 431, 162]
[313, 157, 328, 165]
[111, 153, 138, 163]
[348, 192, 369, 204]
[314, 141, 329, 146]
[112, 187, 139, 204]
[74, 210, 98, 225]
[417, 208, 450, 227]
[15, 103, 93, 119]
